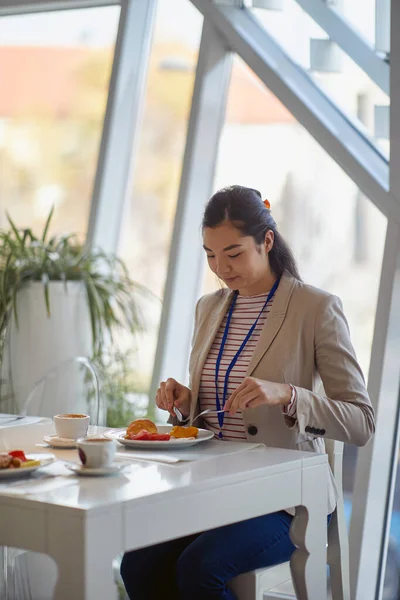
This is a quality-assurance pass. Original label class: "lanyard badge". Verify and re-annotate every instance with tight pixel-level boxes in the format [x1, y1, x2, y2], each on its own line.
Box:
[214, 277, 280, 439]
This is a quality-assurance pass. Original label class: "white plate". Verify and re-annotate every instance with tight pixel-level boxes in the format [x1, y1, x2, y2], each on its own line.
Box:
[43, 435, 77, 449]
[65, 462, 127, 477]
[0, 453, 56, 479]
[104, 425, 215, 449]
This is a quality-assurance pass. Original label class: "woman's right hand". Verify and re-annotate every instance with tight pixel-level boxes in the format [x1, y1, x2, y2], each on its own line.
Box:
[155, 378, 192, 418]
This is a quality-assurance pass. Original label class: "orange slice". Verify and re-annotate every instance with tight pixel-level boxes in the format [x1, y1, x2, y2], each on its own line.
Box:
[170, 426, 199, 439]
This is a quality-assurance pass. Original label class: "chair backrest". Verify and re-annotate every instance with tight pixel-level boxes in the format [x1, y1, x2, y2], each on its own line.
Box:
[21, 356, 105, 426]
[324, 438, 343, 477]
[324, 439, 351, 600]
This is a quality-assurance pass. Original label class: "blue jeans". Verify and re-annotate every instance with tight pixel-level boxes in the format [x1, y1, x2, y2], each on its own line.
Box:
[120, 510, 295, 600]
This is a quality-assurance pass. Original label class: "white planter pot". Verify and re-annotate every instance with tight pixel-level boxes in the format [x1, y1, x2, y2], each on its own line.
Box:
[5, 281, 92, 414]
[2, 282, 95, 600]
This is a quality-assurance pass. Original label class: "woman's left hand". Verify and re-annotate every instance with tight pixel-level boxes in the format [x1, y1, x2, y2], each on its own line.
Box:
[224, 378, 292, 415]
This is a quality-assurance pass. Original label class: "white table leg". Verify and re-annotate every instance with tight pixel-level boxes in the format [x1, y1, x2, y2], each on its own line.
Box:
[289, 463, 328, 600]
[47, 509, 123, 600]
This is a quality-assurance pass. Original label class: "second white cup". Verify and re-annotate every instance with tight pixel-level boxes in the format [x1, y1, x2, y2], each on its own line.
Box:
[76, 437, 116, 468]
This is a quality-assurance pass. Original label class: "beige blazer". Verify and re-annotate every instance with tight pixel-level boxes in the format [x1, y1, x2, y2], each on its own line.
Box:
[188, 272, 375, 513]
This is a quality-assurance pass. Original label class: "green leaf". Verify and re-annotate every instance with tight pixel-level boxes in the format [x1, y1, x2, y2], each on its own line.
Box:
[0, 207, 149, 367]
[12, 285, 19, 329]
[6, 213, 24, 249]
[41, 205, 55, 243]
[85, 279, 100, 355]
[42, 273, 51, 317]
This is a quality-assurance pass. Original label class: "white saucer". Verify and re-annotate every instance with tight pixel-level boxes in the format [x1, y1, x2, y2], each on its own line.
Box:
[65, 462, 127, 477]
[43, 435, 77, 449]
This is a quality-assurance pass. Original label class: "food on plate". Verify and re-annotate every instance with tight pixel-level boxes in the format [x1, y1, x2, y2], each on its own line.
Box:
[125, 419, 158, 438]
[129, 430, 171, 442]
[170, 426, 199, 439]
[0, 454, 21, 469]
[20, 460, 41, 468]
[123, 420, 199, 442]
[0, 450, 40, 469]
[8, 450, 27, 461]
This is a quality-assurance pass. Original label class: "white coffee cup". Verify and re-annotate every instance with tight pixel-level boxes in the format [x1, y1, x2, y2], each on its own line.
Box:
[76, 436, 116, 468]
[54, 414, 90, 440]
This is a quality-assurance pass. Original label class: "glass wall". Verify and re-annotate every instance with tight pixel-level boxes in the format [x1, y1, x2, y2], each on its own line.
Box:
[250, 1, 389, 157]
[203, 56, 386, 377]
[117, 0, 203, 418]
[202, 55, 387, 545]
[0, 7, 119, 239]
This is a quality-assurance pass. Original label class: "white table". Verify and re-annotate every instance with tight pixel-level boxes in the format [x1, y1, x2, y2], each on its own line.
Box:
[0, 422, 328, 600]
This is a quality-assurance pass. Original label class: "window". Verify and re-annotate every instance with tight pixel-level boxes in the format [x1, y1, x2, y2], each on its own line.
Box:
[204, 56, 386, 377]
[202, 55, 386, 522]
[249, 1, 389, 156]
[0, 7, 119, 239]
[117, 0, 203, 412]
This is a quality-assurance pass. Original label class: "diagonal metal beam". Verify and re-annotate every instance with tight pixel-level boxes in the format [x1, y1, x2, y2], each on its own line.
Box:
[0, 0, 118, 15]
[190, 0, 400, 225]
[294, 0, 389, 95]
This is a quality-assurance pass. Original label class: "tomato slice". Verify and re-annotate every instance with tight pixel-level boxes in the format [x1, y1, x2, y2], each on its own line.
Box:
[147, 433, 170, 441]
[8, 450, 27, 461]
[130, 429, 150, 440]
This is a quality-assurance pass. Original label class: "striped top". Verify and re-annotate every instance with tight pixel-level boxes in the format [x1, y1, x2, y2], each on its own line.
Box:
[199, 291, 274, 441]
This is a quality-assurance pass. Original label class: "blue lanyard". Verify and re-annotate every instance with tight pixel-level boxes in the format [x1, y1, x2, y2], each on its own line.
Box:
[214, 277, 280, 438]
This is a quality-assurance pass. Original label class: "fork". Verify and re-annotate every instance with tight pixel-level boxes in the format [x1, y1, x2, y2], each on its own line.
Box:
[174, 406, 225, 426]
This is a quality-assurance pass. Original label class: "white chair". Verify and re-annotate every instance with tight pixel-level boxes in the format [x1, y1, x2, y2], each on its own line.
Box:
[21, 355, 105, 425]
[3, 356, 104, 600]
[229, 440, 350, 600]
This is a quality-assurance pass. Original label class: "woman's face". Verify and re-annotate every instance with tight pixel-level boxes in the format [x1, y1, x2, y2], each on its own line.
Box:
[203, 221, 274, 296]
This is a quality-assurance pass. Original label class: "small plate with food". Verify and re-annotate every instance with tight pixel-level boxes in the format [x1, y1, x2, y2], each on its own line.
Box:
[104, 419, 214, 449]
[0, 450, 56, 479]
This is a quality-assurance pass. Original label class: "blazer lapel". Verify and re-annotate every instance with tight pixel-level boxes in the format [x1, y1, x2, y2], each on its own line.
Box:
[246, 273, 296, 376]
[189, 289, 234, 420]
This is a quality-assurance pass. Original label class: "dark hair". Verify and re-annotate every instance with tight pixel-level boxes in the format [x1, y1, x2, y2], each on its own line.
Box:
[202, 185, 301, 280]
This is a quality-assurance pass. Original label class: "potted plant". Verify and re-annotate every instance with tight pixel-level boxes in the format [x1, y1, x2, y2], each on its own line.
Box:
[0, 207, 149, 420]
[96, 348, 157, 428]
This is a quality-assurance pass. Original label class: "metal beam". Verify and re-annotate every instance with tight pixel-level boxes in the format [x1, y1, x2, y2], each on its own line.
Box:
[149, 21, 233, 404]
[86, 0, 156, 253]
[190, 1, 400, 225]
[349, 220, 400, 600]
[0, 0, 118, 16]
[294, 0, 389, 94]
[375, 0, 390, 55]
[214, 0, 243, 5]
[350, 2, 400, 598]
[390, 0, 400, 198]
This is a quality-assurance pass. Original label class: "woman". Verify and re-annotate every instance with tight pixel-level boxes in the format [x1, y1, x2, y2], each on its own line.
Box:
[121, 185, 375, 600]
